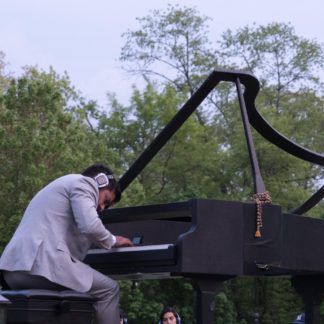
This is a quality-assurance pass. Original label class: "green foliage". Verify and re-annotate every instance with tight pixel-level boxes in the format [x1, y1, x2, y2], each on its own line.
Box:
[119, 279, 195, 323]
[120, 4, 217, 93]
[258, 278, 303, 324]
[119, 281, 163, 323]
[0, 67, 115, 250]
[214, 291, 244, 324]
[120, 3, 219, 125]
[99, 83, 229, 205]
[219, 22, 324, 93]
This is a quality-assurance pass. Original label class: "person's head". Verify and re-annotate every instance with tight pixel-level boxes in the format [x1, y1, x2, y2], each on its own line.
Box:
[159, 307, 181, 324]
[81, 163, 121, 211]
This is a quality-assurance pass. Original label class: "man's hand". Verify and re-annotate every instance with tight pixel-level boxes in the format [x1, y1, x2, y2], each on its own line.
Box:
[114, 236, 133, 247]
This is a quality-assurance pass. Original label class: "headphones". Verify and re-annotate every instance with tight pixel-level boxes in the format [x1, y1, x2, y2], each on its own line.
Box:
[94, 173, 114, 188]
[158, 308, 181, 324]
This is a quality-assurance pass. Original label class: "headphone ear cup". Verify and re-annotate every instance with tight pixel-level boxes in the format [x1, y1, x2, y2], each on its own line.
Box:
[94, 173, 110, 188]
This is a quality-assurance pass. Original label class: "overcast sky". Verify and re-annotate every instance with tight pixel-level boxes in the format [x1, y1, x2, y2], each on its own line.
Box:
[1, 0, 323, 107]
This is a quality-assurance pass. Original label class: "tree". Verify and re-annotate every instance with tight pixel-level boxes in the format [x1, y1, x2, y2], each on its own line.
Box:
[120, 4, 218, 92]
[119, 279, 195, 323]
[219, 22, 324, 96]
[214, 291, 244, 324]
[99, 83, 229, 205]
[0, 67, 115, 250]
[120, 4, 220, 124]
[0, 51, 10, 94]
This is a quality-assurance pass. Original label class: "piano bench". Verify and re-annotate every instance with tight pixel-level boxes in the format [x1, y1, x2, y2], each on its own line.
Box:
[0, 289, 96, 324]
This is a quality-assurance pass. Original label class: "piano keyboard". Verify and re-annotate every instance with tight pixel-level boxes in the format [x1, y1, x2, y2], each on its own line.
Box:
[85, 244, 177, 279]
[88, 244, 174, 254]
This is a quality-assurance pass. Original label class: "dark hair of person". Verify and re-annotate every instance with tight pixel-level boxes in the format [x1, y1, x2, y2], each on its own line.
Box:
[81, 163, 121, 203]
[159, 306, 179, 323]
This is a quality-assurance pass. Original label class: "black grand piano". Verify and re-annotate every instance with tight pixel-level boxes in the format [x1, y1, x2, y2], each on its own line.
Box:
[85, 69, 324, 323]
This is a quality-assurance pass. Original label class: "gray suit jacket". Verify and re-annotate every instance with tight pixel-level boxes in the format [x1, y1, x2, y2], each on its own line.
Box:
[0, 174, 116, 292]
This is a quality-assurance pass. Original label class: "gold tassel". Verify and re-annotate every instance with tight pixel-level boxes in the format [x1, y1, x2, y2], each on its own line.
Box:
[255, 230, 261, 238]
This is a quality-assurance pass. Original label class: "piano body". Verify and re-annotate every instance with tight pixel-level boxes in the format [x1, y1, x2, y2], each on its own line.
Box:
[87, 200, 284, 279]
[85, 199, 324, 322]
[84, 69, 324, 323]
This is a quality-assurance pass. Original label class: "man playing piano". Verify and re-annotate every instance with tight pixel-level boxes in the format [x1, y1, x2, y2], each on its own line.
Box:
[0, 163, 133, 324]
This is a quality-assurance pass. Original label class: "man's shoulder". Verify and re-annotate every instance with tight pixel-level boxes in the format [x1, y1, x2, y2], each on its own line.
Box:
[45, 174, 98, 196]
[65, 174, 97, 191]
[55, 174, 89, 185]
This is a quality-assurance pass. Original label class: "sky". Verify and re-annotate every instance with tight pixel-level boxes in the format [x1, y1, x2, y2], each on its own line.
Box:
[1, 0, 323, 108]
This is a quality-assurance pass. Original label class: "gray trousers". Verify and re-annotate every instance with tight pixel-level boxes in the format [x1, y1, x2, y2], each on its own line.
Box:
[3, 270, 120, 324]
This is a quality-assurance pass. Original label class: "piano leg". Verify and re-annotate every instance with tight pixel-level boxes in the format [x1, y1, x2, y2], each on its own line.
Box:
[292, 276, 323, 324]
[190, 276, 231, 324]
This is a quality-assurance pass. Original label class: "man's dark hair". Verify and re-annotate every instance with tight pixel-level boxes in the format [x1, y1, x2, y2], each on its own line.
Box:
[81, 163, 121, 203]
[159, 306, 180, 323]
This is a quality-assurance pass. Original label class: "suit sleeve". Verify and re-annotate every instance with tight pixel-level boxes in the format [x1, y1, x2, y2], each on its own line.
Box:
[69, 176, 116, 249]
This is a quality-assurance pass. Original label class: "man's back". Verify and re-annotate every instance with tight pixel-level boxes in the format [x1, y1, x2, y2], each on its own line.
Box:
[0, 174, 103, 291]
